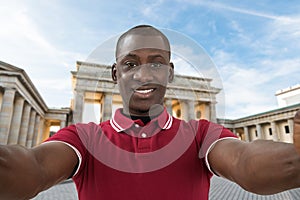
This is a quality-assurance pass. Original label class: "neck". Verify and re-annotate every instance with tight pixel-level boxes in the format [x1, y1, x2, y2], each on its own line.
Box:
[122, 113, 153, 125]
[123, 104, 164, 118]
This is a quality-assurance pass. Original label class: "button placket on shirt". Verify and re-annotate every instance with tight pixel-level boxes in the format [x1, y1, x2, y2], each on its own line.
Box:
[132, 123, 150, 152]
[131, 121, 163, 153]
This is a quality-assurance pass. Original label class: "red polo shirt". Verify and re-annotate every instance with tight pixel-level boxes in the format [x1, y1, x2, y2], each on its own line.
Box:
[46, 108, 236, 200]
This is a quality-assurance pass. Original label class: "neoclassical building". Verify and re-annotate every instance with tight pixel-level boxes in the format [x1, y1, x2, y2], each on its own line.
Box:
[0, 60, 299, 146]
[71, 61, 220, 124]
[0, 61, 70, 146]
[219, 103, 300, 143]
[0, 60, 220, 145]
[220, 84, 300, 143]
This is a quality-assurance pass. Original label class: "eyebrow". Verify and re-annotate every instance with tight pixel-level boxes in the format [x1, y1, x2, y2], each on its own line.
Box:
[148, 54, 167, 60]
[117, 52, 168, 62]
[117, 53, 138, 62]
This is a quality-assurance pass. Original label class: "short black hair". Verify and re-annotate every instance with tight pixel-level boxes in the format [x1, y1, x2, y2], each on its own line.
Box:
[115, 25, 171, 59]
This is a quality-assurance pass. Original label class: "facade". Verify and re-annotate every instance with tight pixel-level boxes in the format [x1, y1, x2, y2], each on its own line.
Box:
[71, 61, 220, 124]
[1, 60, 299, 146]
[219, 103, 300, 143]
[0, 60, 220, 146]
[0, 61, 70, 146]
[220, 85, 300, 143]
[276, 84, 300, 108]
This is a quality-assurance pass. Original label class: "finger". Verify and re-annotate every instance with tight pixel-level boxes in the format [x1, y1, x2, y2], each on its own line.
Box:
[293, 110, 300, 155]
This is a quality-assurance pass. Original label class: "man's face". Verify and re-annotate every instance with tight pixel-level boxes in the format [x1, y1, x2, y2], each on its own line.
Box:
[112, 33, 174, 117]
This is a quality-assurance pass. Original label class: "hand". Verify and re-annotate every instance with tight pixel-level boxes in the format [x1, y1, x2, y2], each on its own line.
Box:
[293, 110, 300, 155]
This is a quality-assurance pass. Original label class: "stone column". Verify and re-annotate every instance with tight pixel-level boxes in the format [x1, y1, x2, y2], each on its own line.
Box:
[18, 103, 31, 146]
[180, 100, 189, 121]
[188, 100, 195, 120]
[232, 128, 236, 134]
[73, 90, 84, 123]
[180, 100, 195, 121]
[26, 110, 36, 148]
[102, 93, 113, 122]
[210, 102, 217, 123]
[60, 120, 66, 129]
[0, 88, 16, 144]
[34, 118, 45, 145]
[256, 124, 262, 139]
[243, 126, 250, 142]
[165, 98, 173, 115]
[8, 96, 25, 144]
[32, 115, 41, 147]
[271, 121, 279, 141]
[232, 128, 239, 139]
[288, 119, 294, 142]
[204, 103, 210, 120]
[0, 91, 3, 108]
[42, 120, 51, 142]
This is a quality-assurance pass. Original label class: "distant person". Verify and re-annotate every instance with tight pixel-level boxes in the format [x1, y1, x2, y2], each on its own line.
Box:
[1, 25, 300, 200]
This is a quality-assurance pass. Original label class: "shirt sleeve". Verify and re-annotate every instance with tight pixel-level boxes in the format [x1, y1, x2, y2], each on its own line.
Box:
[196, 120, 238, 175]
[205, 137, 239, 176]
[44, 124, 88, 178]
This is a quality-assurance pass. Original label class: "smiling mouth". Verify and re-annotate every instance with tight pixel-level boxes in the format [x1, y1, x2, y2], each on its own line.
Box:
[134, 88, 155, 94]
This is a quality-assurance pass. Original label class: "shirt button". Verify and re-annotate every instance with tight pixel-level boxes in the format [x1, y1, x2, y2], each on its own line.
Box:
[135, 124, 140, 128]
[141, 133, 147, 138]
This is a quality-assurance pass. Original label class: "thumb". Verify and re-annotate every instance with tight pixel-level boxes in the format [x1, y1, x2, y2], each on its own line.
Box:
[293, 110, 300, 155]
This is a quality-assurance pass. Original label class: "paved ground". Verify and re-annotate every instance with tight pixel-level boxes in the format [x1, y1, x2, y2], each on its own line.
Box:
[32, 176, 300, 200]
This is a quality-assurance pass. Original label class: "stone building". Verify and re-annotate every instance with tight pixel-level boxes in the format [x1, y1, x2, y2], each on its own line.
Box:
[0, 60, 220, 146]
[276, 84, 300, 108]
[219, 85, 300, 143]
[71, 61, 220, 124]
[219, 103, 300, 143]
[1, 60, 299, 146]
[0, 61, 70, 146]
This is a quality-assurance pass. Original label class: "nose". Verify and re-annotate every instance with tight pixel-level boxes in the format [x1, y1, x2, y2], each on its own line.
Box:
[133, 64, 154, 82]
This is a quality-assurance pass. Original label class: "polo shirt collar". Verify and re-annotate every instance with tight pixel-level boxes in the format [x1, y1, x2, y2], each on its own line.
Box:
[110, 108, 173, 132]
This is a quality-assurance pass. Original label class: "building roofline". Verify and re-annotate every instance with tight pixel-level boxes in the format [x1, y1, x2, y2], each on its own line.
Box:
[75, 60, 213, 82]
[275, 84, 300, 96]
[220, 103, 300, 123]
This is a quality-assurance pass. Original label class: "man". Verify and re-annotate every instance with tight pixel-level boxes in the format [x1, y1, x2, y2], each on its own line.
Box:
[0, 25, 300, 200]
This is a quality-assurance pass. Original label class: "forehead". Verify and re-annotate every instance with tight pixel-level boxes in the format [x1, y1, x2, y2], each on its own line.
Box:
[116, 34, 170, 60]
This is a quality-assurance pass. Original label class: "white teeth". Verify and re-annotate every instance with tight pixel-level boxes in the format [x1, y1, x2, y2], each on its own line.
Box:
[135, 89, 154, 94]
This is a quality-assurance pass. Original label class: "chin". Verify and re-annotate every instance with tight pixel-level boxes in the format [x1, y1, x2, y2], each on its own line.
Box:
[135, 106, 151, 115]
[136, 104, 164, 116]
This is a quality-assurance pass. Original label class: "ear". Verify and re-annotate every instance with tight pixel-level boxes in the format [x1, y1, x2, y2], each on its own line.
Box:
[111, 63, 117, 83]
[168, 62, 174, 83]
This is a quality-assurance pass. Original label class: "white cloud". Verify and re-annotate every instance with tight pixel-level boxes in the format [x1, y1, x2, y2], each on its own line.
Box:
[1, 0, 299, 118]
[176, 0, 289, 21]
[213, 47, 300, 119]
[0, 1, 84, 108]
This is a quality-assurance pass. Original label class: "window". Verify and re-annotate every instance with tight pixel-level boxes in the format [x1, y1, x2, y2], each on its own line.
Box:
[176, 109, 181, 118]
[196, 110, 201, 119]
[284, 125, 290, 134]
[269, 128, 272, 136]
[255, 130, 258, 137]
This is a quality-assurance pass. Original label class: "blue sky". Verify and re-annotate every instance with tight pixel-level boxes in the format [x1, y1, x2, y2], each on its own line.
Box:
[1, 0, 300, 119]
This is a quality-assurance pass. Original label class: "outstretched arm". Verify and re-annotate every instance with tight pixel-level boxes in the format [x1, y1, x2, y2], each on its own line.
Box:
[0, 142, 78, 199]
[208, 110, 300, 195]
[293, 110, 300, 155]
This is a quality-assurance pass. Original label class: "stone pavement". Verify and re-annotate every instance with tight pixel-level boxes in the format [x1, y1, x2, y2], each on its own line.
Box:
[32, 176, 300, 200]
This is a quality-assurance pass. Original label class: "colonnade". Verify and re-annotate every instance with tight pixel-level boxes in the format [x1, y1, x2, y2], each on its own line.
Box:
[0, 88, 44, 146]
[72, 90, 115, 123]
[0, 87, 71, 146]
[170, 99, 215, 121]
[230, 115, 296, 143]
[72, 90, 215, 123]
[71, 61, 220, 123]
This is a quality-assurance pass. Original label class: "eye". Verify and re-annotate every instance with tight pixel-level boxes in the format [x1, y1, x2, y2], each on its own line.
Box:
[150, 63, 162, 68]
[125, 61, 138, 68]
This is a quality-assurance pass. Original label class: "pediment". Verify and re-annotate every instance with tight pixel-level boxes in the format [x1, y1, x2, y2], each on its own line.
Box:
[0, 61, 23, 72]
